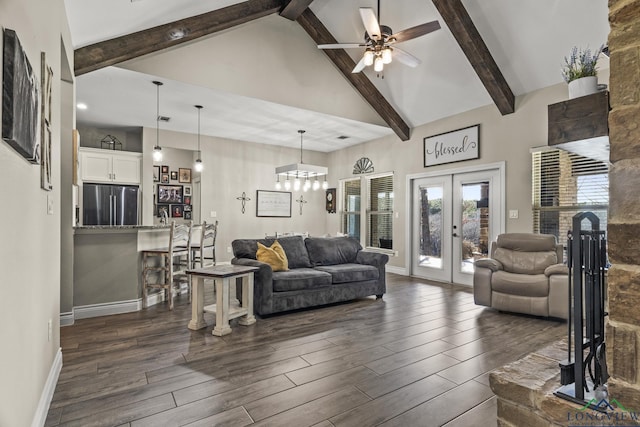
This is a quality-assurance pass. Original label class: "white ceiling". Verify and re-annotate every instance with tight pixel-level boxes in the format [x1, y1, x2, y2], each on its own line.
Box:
[64, 0, 610, 153]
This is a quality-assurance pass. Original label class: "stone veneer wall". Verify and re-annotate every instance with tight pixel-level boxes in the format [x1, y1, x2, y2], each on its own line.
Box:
[607, 0, 640, 410]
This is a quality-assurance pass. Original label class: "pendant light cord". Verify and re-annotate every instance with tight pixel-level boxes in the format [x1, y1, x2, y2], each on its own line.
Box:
[298, 129, 305, 164]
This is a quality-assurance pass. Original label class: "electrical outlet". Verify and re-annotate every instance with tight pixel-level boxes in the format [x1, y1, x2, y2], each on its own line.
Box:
[509, 209, 519, 219]
[48, 319, 52, 342]
[226, 246, 231, 253]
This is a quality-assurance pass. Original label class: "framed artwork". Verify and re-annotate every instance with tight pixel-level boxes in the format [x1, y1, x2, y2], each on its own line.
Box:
[256, 190, 291, 218]
[161, 165, 169, 174]
[184, 195, 191, 205]
[170, 171, 178, 181]
[424, 124, 479, 167]
[156, 204, 169, 218]
[184, 186, 191, 196]
[183, 204, 192, 212]
[153, 166, 160, 182]
[2, 29, 40, 164]
[184, 211, 192, 220]
[157, 184, 183, 204]
[179, 168, 191, 183]
[170, 204, 184, 218]
[326, 188, 336, 213]
[40, 52, 53, 191]
[160, 173, 169, 184]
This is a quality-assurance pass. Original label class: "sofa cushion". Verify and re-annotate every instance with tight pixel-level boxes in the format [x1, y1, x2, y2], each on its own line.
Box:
[256, 241, 288, 272]
[272, 268, 332, 292]
[232, 236, 312, 269]
[491, 271, 549, 297]
[315, 263, 379, 284]
[305, 237, 362, 266]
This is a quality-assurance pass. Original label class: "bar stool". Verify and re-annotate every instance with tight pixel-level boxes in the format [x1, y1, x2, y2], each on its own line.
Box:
[191, 220, 218, 268]
[141, 221, 192, 310]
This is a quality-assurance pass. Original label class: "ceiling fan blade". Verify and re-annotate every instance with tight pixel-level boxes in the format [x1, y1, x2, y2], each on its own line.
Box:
[390, 20, 441, 43]
[352, 56, 367, 73]
[392, 47, 421, 67]
[359, 7, 381, 40]
[318, 43, 364, 49]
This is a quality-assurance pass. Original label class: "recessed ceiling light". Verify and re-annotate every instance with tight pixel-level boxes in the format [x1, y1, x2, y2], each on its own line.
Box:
[77, 103, 88, 110]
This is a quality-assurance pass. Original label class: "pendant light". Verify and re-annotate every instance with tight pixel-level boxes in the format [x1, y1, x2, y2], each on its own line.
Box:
[152, 81, 163, 162]
[275, 130, 328, 191]
[194, 105, 203, 172]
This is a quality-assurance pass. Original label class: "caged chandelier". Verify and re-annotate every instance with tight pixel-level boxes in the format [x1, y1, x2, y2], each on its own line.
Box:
[275, 130, 328, 192]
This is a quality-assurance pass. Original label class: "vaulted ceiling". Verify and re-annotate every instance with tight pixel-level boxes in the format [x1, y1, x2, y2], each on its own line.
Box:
[65, 0, 609, 152]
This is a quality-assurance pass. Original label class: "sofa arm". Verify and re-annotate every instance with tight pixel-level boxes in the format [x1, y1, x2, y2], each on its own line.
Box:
[475, 258, 503, 272]
[231, 257, 273, 315]
[356, 251, 389, 269]
[545, 263, 568, 277]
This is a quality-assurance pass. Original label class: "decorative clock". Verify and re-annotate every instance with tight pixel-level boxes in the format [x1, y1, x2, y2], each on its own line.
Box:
[326, 188, 336, 213]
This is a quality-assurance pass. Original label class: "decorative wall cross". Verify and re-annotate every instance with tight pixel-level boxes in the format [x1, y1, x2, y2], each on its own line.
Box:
[236, 192, 251, 214]
[295, 195, 307, 215]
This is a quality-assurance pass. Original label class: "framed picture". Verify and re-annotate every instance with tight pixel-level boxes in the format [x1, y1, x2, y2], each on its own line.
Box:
[170, 171, 178, 181]
[153, 165, 160, 182]
[160, 173, 169, 184]
[183, 204, 192, 212]
[40, 52, 53, 191]
[156, 204, 169, 218]
[184, 186, 191, 196]
[424, 124, 479, 167]
[179, 168, 191, 183]
[184, 195, 191, 205]
[157, 184, 183, 204]
[256, 190, 291, 218]
[2, 29, 40, 164]
[161, 165, 169, 174]
[184, 211, 192, 220]
[170, 204, 184, 218]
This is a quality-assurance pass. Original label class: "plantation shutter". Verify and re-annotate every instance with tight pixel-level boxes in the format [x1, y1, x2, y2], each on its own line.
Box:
[342, 179, 361, 240]
[532, 149, 608, 243]
[367, 174, 394, 249]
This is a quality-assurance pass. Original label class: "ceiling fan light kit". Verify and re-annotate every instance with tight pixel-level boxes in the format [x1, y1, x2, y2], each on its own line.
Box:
[275, 130, 328, 192]
[317, 2, 440, 75]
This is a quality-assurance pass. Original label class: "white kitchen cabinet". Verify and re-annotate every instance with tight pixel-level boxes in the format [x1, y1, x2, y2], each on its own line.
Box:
[80, 148, 141, 184]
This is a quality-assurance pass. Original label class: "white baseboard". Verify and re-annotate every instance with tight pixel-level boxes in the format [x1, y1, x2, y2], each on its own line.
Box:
[74, 299, 141, 320]
[60, 312, 74, 327]
[31, 347, 62, 427]
[386, 265, 408, 276]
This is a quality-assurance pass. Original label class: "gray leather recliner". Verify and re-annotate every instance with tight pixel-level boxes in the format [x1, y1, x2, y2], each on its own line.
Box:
[473, 233, 568, 319]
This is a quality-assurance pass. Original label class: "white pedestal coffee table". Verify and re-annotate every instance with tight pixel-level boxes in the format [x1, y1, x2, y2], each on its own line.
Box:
[187, 265, 258, 336]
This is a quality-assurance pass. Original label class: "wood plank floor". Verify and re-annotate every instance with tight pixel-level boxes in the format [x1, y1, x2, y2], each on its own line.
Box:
[46, 273, 565, 427]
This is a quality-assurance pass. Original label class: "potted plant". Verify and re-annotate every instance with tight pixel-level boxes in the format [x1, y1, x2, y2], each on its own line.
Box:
[561, 45, 604, 99]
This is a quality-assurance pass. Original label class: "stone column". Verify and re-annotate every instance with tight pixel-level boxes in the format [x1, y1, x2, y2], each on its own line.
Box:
[607, 0, 640, 409]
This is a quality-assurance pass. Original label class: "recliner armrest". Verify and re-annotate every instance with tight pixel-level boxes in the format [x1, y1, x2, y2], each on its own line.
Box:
[475, 258, 503, 272]
[545, 263, 568, 276]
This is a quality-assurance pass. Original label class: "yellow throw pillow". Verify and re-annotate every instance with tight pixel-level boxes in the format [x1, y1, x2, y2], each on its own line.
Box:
[256, 240, 289, 272]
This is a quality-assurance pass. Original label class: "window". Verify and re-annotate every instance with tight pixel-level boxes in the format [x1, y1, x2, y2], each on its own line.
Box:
[532, 149, 608, 242]
[341, 173, 394, 250]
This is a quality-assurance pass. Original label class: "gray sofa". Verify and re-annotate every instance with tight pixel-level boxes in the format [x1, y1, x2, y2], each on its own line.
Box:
[473, 233, 569, 319]
[231, 235, 389, 316]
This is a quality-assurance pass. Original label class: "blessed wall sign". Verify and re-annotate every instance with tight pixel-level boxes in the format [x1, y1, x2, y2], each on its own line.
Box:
[423, 124, 480, 167]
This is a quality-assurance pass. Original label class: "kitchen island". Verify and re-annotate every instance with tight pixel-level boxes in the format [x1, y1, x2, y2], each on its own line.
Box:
[73, 225, 172, 319]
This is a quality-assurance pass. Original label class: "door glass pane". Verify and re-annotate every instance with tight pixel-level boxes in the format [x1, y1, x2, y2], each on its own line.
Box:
[418, 185, 443, 269]
[460, 181, 490, 274]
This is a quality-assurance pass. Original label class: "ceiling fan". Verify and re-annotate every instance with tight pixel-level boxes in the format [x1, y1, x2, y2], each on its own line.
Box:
[318, 1, 441, 74]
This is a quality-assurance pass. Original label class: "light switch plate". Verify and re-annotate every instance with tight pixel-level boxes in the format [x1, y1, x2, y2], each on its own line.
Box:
[509, 209, 519, 219]
[47, 194, 54, 215]
[210, 211, 217, 218]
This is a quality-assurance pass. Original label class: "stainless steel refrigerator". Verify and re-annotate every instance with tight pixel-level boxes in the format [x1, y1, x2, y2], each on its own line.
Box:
[83, 183, 140, 226]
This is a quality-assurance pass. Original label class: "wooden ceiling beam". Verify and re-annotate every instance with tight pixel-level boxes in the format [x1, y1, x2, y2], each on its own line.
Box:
[74, 0, 285, 76]
[432, 0, 514, 115]
[297, 8, 411, 141]
[280, 0, 315, 20]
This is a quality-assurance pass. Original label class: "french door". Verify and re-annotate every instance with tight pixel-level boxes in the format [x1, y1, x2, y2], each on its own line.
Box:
[411, 167, 503, 286]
